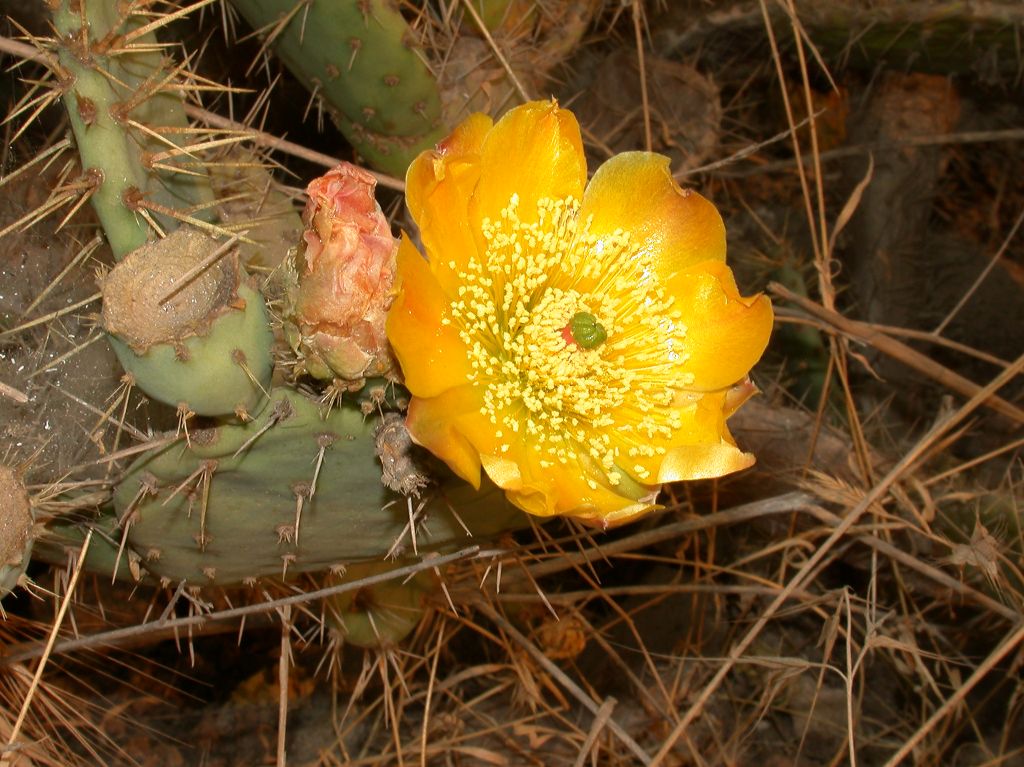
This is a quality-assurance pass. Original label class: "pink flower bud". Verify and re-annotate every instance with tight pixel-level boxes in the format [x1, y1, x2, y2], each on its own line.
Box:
[287, 163, 399, 384]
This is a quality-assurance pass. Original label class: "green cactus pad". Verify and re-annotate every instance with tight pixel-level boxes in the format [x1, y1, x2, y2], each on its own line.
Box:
[326, 560, 437, 647]
[227, 0, 445, 176]
[101, 227, 274, 418]
[51, 0, 215, 258]
[108, 388, 526, 586]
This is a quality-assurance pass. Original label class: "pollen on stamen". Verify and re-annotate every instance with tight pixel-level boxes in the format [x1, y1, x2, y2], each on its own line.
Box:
[446, 193, 691, 490]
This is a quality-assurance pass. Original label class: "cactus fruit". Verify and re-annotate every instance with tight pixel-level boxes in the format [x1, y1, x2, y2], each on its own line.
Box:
[227, 0, 445, 176]
[98, 387, 526, 586]
[101, 227, 274, 419]
[0, 465, 35, 597]
[50, 0, 216, 259]
[284, 162, 399, 385]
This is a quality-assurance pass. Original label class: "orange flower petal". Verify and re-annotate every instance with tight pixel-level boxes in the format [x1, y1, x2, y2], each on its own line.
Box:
[468, 101, 587, 230]
[480, 443, 657, 525]
[405, 384, 487, 488]
[581, 152, 726, 276]
[659, 439, 754, 483]
[405, 113, 492, 293]
[606, 390, 748, 483]
[669, 260, 774, 392]
[386, 236, 471, 398]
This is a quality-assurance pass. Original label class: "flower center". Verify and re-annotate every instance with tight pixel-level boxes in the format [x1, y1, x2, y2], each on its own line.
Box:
[444, 195, 692, 487]
[564, 312, 606, 349]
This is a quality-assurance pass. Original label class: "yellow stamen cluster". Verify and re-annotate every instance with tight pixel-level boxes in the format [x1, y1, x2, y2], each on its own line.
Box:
[443, 195, 695, 488]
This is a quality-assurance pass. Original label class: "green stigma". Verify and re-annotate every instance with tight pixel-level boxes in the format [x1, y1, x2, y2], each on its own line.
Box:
[568, 312, 607, 349]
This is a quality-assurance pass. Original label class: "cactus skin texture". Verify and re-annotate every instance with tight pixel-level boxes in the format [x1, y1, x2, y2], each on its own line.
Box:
[50, 0, 215, 259]
[227, 0, 445, 176]
[98, 388, 526, 586]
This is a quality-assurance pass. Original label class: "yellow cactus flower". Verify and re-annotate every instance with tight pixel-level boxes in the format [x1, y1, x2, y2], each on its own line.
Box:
[387, 101, 773, 527]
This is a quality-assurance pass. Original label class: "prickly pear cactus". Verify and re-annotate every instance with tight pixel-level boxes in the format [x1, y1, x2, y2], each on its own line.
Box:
[11, 0, 533, 653]
[50, 0, 216, 258]
[101, 227, 274, 418]
[227, 0, 446, 176]
[77, 388, 527, 586]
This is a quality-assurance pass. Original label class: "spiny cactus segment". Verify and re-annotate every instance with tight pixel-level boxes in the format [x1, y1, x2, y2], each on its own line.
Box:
[101, 227, 274, 419]
[88, 388, 527, 586]
[227, 0, 445, 176]
[326, 559, 438, 647]
[49, 0, 217, 258]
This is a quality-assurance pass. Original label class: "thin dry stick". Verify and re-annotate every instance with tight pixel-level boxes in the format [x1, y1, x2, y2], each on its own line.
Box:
[476, 602, 652, 765]
[883, 621, 1024, 766]
[674, 111, 823, 179]
[0, 379, 28, 404]
[1, 546, 480, 665]
[717, 128, 1024, 177]
[183, 105, 405, 192]
[20, 235, 102, 317]
[0, 35, 45, 64]
[277, 604, 291, 767]
[523, 491, 817, 580]
[2, 529, 93, 766]
[0, 291, 101, 339]
[647, 352, 1024, 766]
[759, 0, 821, 267]
[771, 283, 1024, 425]
[934, 206, 1024, 336]
[419, 623, 445, 767]
[784, 0, 832, 306]
[460, 0, 532, 103]
[822, 508, 1020, 623]
[572, 697, 618, 767]
[631, 0, 652, 152]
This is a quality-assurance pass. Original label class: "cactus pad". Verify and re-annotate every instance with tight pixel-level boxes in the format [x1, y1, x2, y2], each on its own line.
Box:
[108, 388, 526, 586]
[101, 227, 274, 418]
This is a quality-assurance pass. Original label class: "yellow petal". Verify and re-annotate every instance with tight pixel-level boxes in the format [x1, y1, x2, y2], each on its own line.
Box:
[669, 260, 774, 392]
[405, 385, 487, 488]
[468, 101, 587, 230]
[611, 391, 754, 484]
[386, 236, 471, 398]
[482, 442, 656, 524]
[581, 152, 726, 276]
[658, 439, 754, 482]
[406, 113, 492, 293]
